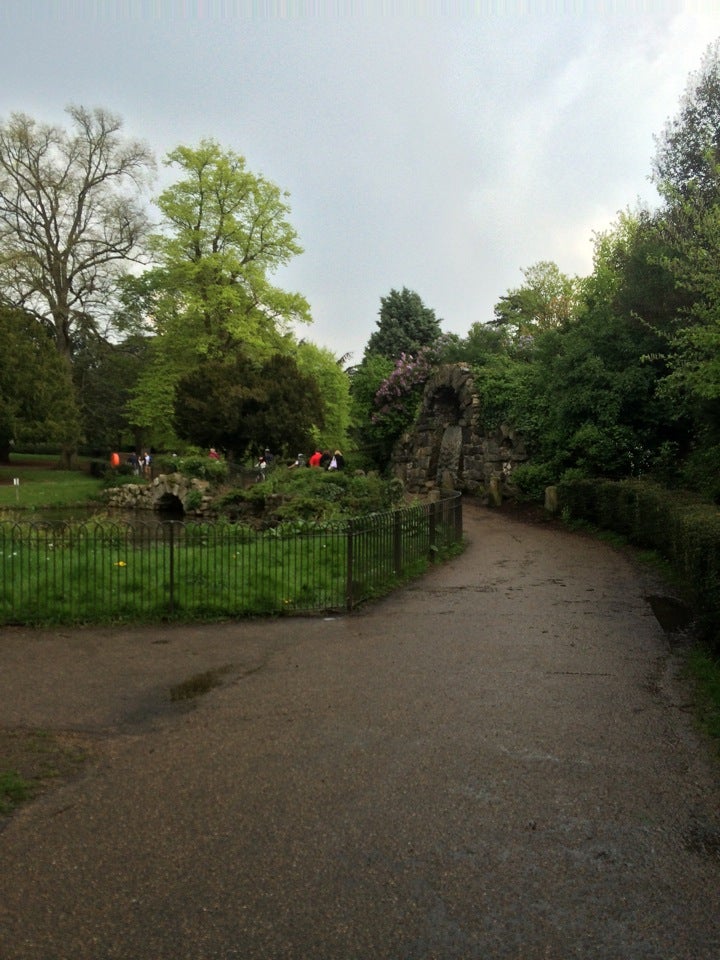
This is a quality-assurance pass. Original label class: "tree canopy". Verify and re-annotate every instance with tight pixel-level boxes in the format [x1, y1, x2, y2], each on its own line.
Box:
[363, 287, 442, 361]
[128, 140, 311, 445]
[0, 106, 155, 358]
[173, 352, 324, 460]
[0, 306, 78, 463]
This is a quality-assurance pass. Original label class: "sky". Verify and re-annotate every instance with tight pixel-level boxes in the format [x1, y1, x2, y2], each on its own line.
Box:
[1, 1, 719, 363]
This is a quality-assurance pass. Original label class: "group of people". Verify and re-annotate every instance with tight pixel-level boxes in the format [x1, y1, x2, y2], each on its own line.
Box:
[307, 449, 345, 470]
[109, 450, 152, 479]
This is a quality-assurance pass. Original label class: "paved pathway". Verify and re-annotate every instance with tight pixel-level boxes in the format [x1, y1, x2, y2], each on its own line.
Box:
[1, 501, 719, 959]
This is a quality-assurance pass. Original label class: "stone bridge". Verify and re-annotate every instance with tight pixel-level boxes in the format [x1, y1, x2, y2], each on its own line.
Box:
[103, 472, 213, 515]
[391, 363, 527, 498]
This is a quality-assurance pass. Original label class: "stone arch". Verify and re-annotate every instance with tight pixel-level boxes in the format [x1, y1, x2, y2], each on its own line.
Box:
[155, 492, 185, 514]
[391, 363, 527, 498]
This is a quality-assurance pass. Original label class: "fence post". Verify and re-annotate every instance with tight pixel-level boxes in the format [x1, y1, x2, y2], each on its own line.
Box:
[168, 522, 175, 615]
[393, 511, 402, 576]
[429, 501, 437, 558]
[346, 519, 354, 612]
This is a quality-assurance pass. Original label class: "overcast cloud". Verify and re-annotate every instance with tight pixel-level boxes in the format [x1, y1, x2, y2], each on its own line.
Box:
[1, 2, 719, 362]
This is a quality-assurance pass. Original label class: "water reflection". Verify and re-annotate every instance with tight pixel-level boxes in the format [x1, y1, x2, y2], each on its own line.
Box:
[0, 504, 186, 529]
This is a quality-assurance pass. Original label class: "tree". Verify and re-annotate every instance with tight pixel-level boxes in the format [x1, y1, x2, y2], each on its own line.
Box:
[173, 352, 324, 461]
[72, 332, 152, 452]
[493, 261, 579, 342]
[0, 106, 155, 462]
[0, 306, 78, 463]
[294, 340, 351, 451]
[129, 140, 310, 443]
[364, 287, 442, 361]
[518, 214, 683, 480]
[653, 39, 720, 208]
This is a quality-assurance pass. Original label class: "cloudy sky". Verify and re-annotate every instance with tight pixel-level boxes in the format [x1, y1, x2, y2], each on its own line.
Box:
[1, 1, 719, 362]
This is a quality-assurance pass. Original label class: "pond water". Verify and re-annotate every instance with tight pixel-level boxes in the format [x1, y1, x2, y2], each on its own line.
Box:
[0, 504, 185, 528]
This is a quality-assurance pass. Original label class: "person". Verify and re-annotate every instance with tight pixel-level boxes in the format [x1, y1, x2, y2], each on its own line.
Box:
[142, 451, 152, 480]
[263, 447, 274, 464]
[319, 450, 332, 470]
[110, 451, 120, 469]
[333, 450, 345, 470]
[208, 447, 220, 460]
[289, 453, 305, 469]
[309, 449, 322, 468]
[255, 454, 267, 481]
[127, 451, 139, 475]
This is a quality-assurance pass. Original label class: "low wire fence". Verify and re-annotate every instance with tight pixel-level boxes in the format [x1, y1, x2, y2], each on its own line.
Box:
[0, 493, 462, 626]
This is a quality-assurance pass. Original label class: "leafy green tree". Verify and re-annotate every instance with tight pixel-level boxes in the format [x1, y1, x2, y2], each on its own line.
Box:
[437, 322, 510, 366]
[493, 261, 580, 342]
[0, 307, 78, 462]
[364, 287, 442, 361]
[129, 140, 310, 444]
[520, 214, 682, 480]
[173, 352, 323, 461]
[72, 332, 152, 453]
[648, 41, 720, 492]
[653, 38, 720, 207]
[0, 106, 155, 463]
[294, 340, 351, 451]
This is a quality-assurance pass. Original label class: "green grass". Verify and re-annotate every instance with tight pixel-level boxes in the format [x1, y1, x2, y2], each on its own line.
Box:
[685, 645, 720, 749]
[0, 770, 34, 814]
[0, 517, 461, 624]
[0, 728, 89, 818]
[0, 456, 102, 509]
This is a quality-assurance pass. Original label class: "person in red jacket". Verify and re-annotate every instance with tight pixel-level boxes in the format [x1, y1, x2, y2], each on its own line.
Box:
[308, 449, 322, 467]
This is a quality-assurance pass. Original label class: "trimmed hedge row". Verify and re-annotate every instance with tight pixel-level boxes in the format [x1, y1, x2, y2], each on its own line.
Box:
[557, 478, 720, 652]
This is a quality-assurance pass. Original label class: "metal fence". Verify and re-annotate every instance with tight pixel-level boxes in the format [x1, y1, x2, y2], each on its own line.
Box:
[0, 493, 462, 625]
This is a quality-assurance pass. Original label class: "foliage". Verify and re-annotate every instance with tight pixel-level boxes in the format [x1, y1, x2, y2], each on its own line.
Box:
[128, 139, 309, 444]
[294, 340, 351, 451]
[653, 38, 720, 207]
[684, 646, 720, 748]
[509, 462, 555, 502]
[493, 261, 580, 342]
[437, 323, 509, 365]
[0, 106, 155, 358]
[72, 333, 152, 452]
[350, 350, 432, 471]
[156, 454, 229, 482]
[364, 287, 442, 361]
[0, 107, 154, 465]
[219, 465, 404, 523]
[0, 307, 80, 463]
[173, 351, 324, 460]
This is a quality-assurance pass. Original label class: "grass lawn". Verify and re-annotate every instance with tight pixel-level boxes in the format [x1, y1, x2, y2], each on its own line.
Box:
[0, 455, 103, 510]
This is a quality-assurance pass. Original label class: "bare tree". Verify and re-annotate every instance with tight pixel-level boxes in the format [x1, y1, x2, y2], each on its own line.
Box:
[0, 105, 155, 463]
[0, 105, 155, 354]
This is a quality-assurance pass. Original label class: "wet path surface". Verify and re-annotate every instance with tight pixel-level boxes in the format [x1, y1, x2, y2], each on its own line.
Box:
[1, 501, 719, 959]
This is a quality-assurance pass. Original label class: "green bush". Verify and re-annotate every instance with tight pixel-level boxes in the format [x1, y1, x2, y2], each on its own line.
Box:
[158, 454, 228, 482]
[509, 462, 555, 501]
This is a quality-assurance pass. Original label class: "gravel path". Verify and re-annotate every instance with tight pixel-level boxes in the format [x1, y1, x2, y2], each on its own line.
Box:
[0, 500, 719, 960]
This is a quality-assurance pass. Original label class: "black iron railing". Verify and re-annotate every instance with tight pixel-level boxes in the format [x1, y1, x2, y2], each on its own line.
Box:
[0, 493, 462, 625]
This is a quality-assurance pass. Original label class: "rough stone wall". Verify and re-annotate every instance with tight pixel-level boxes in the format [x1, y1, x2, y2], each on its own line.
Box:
[103, 473, 214, 515]
[391, 363, 527, 498]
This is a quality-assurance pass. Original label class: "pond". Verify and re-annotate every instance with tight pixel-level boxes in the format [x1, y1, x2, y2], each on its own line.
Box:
[0, 504, 186, 529]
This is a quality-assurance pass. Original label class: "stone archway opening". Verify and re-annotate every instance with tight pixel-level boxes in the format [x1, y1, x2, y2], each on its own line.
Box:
[391, 363, 527, 498]
[426, 386, 464, 488]
[155, 492, 185, 516]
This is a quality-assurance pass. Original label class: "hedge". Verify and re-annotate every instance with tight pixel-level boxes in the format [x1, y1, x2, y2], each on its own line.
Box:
[557, 478, 720, 652]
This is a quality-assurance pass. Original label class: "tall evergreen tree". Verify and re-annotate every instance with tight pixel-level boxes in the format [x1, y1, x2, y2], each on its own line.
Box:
[363, 287, 442, 361]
